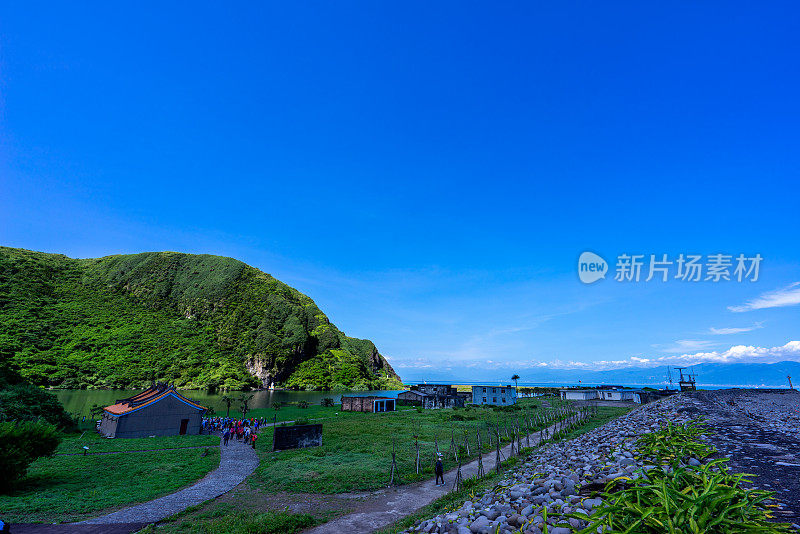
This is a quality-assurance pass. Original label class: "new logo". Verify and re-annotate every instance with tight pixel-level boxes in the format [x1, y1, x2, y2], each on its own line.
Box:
[578, 252, 607, 284]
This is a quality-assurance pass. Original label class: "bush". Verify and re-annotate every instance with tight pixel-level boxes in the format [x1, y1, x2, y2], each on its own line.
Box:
[0, 384, 74, 430]
[293, 417, 310, 426]
[321, 398, 335, 407]
[297, 401, 309, 409]
[0, 420, 62, 492]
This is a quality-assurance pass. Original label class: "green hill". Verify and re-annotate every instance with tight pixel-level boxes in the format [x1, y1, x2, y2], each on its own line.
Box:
[0, 247, 401, 391]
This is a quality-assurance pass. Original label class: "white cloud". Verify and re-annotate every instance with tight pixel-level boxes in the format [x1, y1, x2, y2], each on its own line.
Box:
[652, 341, 800, 366]
[654, 339, 718, 353]
[709, 322, 764, 335]
[729, 282, 800, 312]
[393, 341, 800, 375]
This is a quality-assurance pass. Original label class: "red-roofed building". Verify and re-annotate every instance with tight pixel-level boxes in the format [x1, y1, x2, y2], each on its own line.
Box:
[98, 382, 207, 438]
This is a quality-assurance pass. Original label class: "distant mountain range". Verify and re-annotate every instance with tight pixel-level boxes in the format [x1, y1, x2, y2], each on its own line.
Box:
[403, 361, 800, 388]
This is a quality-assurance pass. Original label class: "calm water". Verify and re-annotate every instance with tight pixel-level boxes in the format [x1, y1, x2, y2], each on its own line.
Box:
[53, 389, 405, 417]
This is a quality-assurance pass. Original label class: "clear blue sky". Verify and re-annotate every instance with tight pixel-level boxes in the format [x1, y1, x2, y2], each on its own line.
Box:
[2, 3, 799, 382]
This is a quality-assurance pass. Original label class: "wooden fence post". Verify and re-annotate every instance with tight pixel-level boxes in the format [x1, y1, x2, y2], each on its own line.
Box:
[389, 440, 397, 486]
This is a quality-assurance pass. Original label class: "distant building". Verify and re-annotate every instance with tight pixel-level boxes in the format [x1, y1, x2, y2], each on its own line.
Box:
[399, 384, 465, 408]
[341, 396, 396, 413]
[558, 388, 668, 403]
[559, 389, 600, 401]
[415, 384, 458, 396]
[471, 385, 517, 406]
[99, 382, 207, 438]
[397, 390, 428, 406]
[599, 389, 639, 402]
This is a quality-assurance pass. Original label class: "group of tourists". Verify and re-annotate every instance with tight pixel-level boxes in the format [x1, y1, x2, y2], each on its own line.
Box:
[201, 415, 271, 434]
[202, 416, 263, 449]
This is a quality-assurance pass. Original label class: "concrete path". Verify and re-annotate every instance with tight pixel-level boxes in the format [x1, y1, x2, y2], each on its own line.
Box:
[79, 436, 258, 525]
[305, 422, 562, 534]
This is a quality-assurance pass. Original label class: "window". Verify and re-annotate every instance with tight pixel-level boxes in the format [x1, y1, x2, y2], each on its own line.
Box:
[493, 397, 497, 402]
[492, 388, 497, 393]
[482, 387, 487, 393]
[502, 397, 506, 403]
[501, 388, 505, 393]
[482, 397, 487, 403]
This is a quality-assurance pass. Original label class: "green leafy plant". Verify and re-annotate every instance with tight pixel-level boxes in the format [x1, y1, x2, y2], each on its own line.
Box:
[320, 398, 334, 407]
[636, 420, 715, 466]
[570, 460, 791, 533]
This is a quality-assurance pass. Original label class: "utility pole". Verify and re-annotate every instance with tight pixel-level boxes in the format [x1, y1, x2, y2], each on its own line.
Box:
[788, 375, 793, 390]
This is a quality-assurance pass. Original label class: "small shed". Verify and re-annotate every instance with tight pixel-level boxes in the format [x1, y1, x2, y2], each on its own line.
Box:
[559, 389, 599, 401]
[603, 389, 640, 402]
[98, 382, 207, 438]
[341, 396, 396, 413]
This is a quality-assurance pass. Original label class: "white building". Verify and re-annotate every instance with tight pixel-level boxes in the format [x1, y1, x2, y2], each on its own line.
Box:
[559, 389, 599, 401]
[559, 388, 644, 403]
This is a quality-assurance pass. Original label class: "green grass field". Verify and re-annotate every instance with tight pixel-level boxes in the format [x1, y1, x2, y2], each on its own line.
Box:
[248, 399, 575, 493]
[56, 433, 220, 454]
[1, 437, 221, 523]
[138, 505, 318, 534]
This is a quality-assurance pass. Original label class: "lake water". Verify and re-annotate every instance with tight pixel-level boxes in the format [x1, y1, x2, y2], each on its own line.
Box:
[53, 389, 405, 417]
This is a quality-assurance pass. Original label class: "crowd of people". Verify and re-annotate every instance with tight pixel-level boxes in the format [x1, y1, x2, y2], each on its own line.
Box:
[202, 416, 270, 449]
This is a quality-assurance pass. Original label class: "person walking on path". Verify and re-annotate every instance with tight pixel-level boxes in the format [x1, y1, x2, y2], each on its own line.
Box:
[434, 455, 444, 486]
[223, 429, 230, 446]
[251, 432, 258, 449]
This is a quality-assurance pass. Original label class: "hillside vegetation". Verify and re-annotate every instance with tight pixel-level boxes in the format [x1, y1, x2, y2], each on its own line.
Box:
[0, 247, 401, 390]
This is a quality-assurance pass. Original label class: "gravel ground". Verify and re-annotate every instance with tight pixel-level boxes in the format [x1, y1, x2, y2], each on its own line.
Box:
[689, 389, 800, 523]
[402, 391, 800, 534]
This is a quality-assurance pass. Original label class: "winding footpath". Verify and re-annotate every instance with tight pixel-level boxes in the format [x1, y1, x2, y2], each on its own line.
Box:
[80, 435, 258, 525]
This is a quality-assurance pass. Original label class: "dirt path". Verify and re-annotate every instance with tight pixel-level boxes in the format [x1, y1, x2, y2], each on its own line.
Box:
[304, 420, 563, 534]
[78, 435, 258, 525]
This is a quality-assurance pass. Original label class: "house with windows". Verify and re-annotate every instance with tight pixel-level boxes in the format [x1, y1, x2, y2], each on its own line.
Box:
[471, 385, 517, 406]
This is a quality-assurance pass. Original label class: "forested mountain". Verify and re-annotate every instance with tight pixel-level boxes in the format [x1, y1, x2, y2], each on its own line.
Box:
[0, 247, 401, 391]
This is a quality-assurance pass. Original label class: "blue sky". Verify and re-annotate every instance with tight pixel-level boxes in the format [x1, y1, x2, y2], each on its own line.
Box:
[2, 3, 799, 383]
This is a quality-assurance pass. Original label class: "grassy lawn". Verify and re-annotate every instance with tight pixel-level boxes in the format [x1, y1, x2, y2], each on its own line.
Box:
[249, 399, 574, 493]
[138, 504, 319, 534]
[230, 403, 342, 424]
[56, 433, 220, 454]
[0, 445, 220, 523]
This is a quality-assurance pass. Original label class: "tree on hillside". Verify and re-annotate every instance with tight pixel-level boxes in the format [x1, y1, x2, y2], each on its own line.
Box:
[511, 374, 520, 396]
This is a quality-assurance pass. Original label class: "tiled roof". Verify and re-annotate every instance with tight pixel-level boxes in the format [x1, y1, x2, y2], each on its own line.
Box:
[104, 384, 207, 416]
